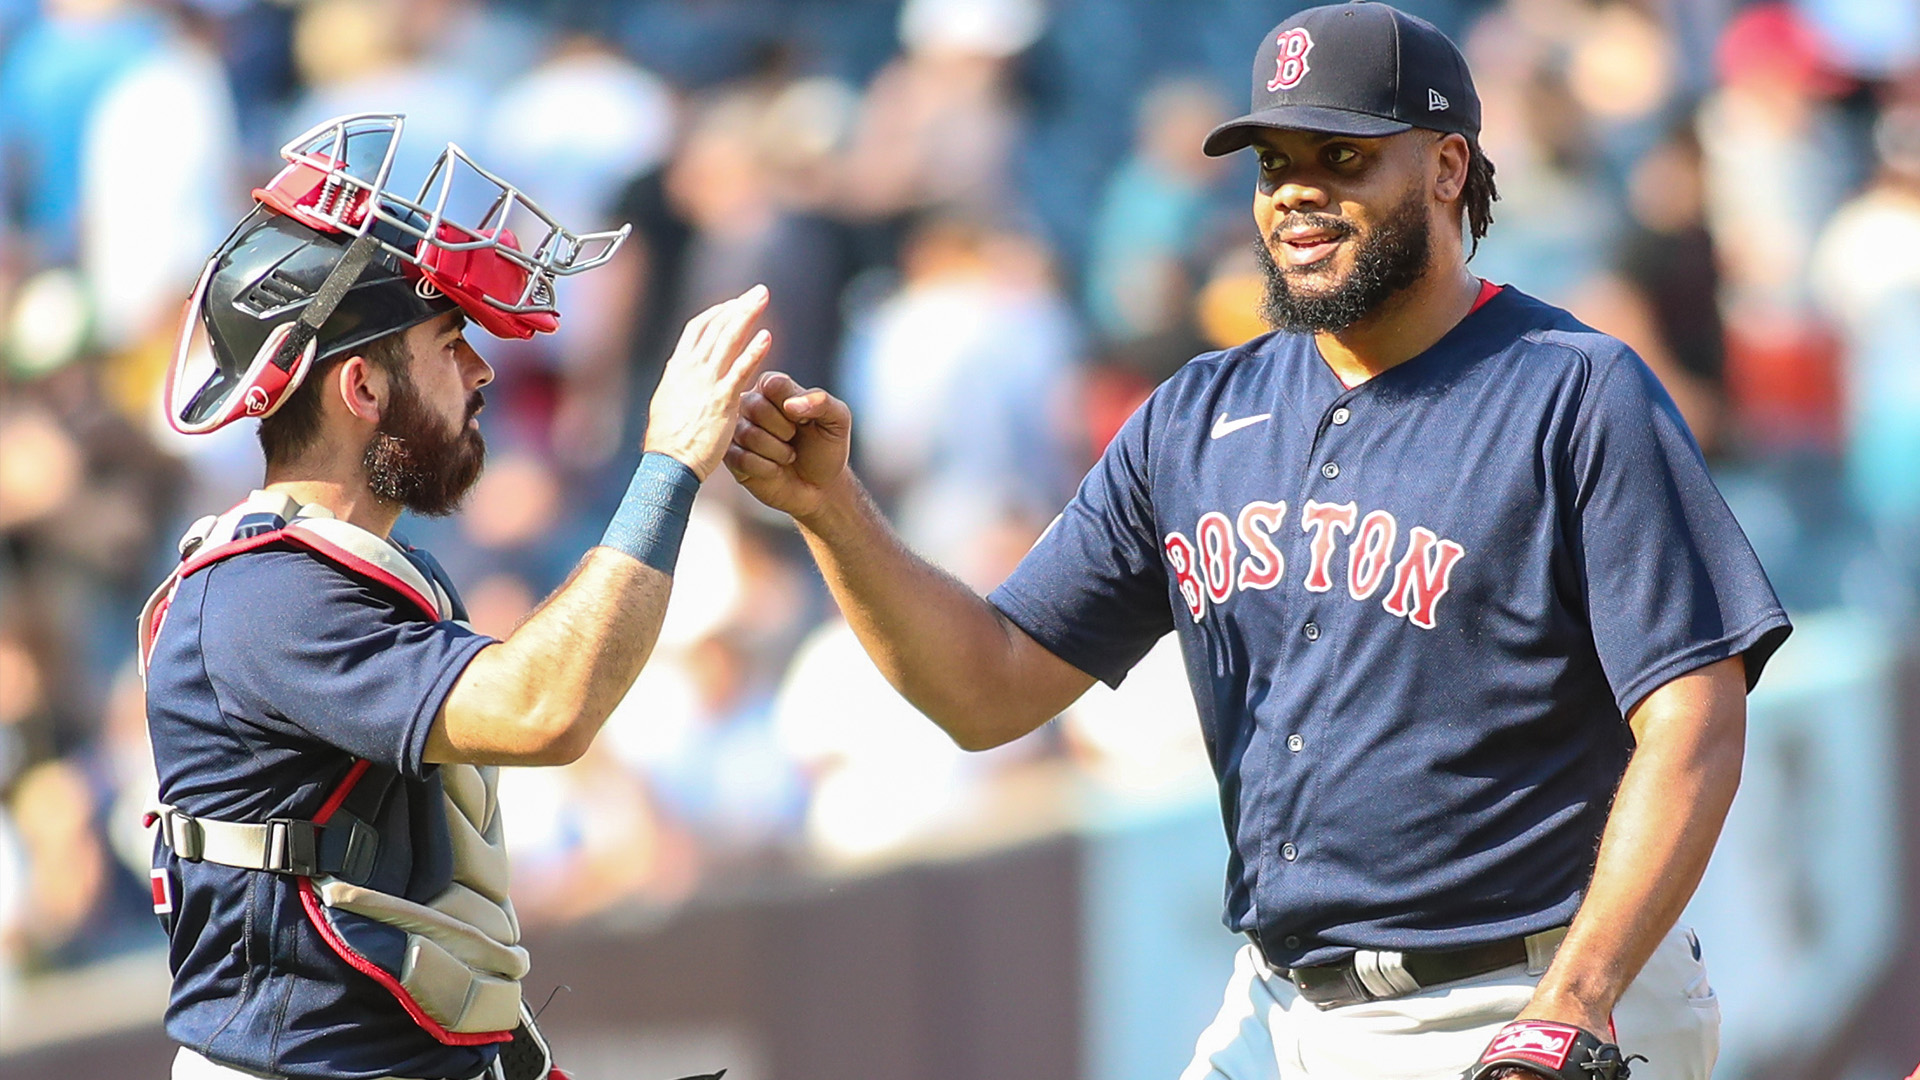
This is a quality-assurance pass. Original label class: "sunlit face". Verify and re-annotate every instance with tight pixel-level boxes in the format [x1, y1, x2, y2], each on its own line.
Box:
[406, 311, 492, 437]
[361, 311, 495, 517]
[1248, 128, 1444, 332]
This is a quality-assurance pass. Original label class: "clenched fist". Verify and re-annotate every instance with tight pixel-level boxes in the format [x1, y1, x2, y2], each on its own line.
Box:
[725, 371, 853, 521]
[643, 285, 773, 480]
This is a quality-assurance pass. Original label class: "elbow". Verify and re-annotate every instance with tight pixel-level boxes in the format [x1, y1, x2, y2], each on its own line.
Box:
[526, 719, 595, 766]
[498, 705, 596, 767]
[948, 727, 1012, 753]
[937, 706, 1043, 753]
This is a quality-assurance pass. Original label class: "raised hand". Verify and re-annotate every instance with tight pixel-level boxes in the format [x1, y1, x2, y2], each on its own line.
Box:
[643, 286, 773, 480]
[725, 371, 853, 520]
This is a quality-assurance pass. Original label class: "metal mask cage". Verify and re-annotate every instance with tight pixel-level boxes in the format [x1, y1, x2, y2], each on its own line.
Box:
[261, 113, 632, 318]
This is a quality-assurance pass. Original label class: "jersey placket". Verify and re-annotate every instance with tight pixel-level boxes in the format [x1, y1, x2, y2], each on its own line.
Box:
[1256, 386, 1369, 959]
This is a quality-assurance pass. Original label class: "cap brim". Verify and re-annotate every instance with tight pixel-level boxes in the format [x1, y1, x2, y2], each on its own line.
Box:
[1202, 106, 1413, 156]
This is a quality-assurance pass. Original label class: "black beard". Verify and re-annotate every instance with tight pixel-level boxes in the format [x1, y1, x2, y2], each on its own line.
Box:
[363, 370, 486, 518]
[1256, 184, 1433, 333]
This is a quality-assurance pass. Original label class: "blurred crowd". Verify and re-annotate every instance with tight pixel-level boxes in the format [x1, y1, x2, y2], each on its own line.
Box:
[1, 0, 1917, 1002]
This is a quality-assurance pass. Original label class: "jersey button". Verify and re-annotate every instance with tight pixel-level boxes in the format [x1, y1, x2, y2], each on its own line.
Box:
[1321, 462, 1340, 479]
[1283, 935, 1302, 949]
[1281, 842, 1298, 861]
[1287, 733, 1304, 752]
[1302, 622, 1319, 641]
[1331, 407, 1351, 425]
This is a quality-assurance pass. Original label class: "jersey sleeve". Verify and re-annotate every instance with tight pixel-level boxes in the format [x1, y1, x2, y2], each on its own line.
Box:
[198, 549, 495, 777]
[987, 397, 1174, 687]
[1567, 350, 1791, 713]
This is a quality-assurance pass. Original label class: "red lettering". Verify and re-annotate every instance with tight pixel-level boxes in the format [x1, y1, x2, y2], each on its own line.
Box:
[1196, 512, 1236, 605]
[1235, 501, 1288, 591]
[1347, 509, 1398, 601]
[1300, 500, 1356, 593]
[1164, 532, 1206, 621]
[1382, 526, 1466, 629]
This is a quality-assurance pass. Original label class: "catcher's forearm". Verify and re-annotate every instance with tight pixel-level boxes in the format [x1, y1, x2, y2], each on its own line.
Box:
[1522, 655, 1747, 1029]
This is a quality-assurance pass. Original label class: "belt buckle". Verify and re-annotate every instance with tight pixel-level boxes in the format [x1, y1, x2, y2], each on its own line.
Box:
[1288, 962, 1374, 1010]
[1352, 948, 1422, 999]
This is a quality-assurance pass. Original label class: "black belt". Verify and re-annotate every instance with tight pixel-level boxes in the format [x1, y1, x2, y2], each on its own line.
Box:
[1251, 932, 1544, 1010]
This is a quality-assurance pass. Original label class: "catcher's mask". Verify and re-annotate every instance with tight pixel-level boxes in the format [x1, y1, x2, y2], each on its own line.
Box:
[166, 113, 631, 434]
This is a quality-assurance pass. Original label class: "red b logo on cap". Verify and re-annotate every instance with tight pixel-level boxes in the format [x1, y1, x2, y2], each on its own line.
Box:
[1268, 28, 1313, 92]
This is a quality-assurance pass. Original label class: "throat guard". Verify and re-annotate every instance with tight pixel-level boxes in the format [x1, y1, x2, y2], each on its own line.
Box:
[140, 491, 528, 1046]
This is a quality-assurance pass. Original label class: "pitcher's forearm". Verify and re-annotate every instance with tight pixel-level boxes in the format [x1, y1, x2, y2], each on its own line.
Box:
[795, 475, 1076, 749]
[1522, 657, 1746, 1031]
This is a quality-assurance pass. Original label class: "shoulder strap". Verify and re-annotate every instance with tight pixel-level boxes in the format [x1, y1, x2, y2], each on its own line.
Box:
[281, 516, 447, 620]
[137, 492, 455, 680]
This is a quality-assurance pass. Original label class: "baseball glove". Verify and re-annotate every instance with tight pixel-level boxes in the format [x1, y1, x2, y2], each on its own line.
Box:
[1463, 1020, 1645, 1080]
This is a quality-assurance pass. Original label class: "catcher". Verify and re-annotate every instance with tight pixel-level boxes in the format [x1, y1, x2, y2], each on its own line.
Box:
[141, 113, 760, 1080]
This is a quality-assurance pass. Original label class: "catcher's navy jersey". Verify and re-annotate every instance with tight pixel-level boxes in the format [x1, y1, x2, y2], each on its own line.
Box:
[989, 286, 1790, 969]
[146, 547, 495, 1080]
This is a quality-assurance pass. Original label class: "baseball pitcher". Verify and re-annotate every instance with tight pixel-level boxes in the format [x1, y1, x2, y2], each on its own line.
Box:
[725, 4, 1791, 1078]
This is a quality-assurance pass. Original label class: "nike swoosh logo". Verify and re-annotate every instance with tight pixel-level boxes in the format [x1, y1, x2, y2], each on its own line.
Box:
[1210, 412, 1272, 439]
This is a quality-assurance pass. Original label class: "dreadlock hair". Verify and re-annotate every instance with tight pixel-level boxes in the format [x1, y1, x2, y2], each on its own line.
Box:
[258, 331, 411, 467]
[1462, 138, 1499, 257]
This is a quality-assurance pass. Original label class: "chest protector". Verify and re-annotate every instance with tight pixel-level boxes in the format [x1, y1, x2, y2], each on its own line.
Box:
[139, 491, 528, 1047]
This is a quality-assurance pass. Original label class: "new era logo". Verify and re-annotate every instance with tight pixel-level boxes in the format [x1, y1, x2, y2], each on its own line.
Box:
[1428, 88, 1449, 111]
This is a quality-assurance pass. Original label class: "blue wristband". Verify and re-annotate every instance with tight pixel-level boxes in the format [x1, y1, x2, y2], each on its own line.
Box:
[600, 452, 701, 574]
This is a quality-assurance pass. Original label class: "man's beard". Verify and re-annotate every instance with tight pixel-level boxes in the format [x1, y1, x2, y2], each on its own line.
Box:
[1256, 183, 1433, 334]
[362, 369, 486, 518]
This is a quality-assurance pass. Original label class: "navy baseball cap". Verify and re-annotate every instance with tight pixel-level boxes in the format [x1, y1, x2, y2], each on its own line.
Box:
[1203, 1, 1481, 156]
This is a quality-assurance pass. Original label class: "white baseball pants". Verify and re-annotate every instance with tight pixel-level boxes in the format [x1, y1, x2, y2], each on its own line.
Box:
[1179, 923, 1719, 1080]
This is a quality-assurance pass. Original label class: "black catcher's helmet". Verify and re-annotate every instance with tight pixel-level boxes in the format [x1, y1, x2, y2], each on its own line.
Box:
[166, 113, 630, 434]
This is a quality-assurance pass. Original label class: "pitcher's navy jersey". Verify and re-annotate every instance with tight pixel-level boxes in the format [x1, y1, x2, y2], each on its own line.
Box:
[146, 546, 495, 1080]
[988, 286, 1790, 969]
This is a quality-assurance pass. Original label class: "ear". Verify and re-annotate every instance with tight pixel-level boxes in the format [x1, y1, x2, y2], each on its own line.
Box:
[334, 354, 389, 426]
[1433, 132, 1470, 204]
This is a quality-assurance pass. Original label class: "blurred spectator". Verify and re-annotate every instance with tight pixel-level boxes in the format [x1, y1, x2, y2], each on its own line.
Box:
[841, 214, 1082, 577]
[0, 0, 161, 266]
[1811, 104, 1920, 341]
[1059, 637, 1207, 796]
[1083, 77, 1230, 345]
[1461, 8, 1618, 305]
[0, 384, 182, 749]
[612, 632, 806, 861]
[837, 0, 1041, 225]
[1696, 2, 1852, 450]
[283, 0, 489, 189]
[654, 89, 853, 396]
[772, 617, 999, 863]
[495, 746, 698, 926]
[1812, 103, 1920, 549]
[1574, 124, 1731, 454]
[480, 33, 676, 467]
[8, 760, 109, 967]
[79, 8, 241, 352]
